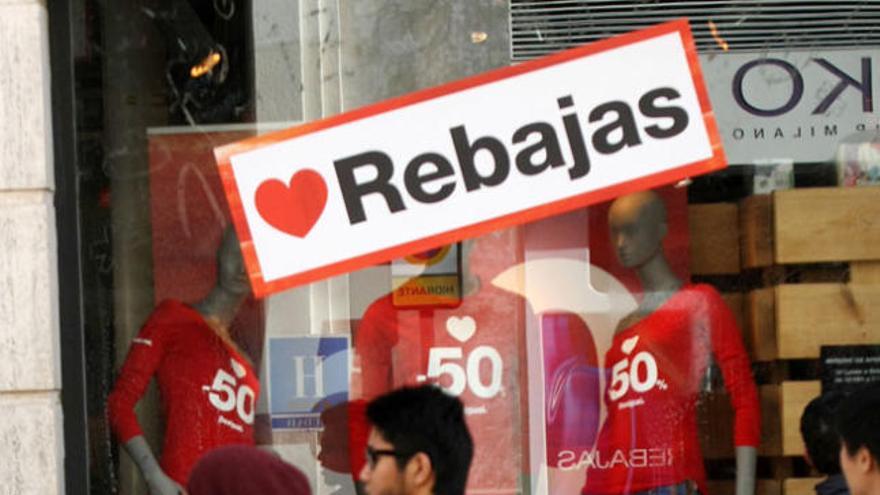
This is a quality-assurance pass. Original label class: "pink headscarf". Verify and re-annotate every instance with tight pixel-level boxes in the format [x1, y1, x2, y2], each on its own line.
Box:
[187, 445, 311, 495]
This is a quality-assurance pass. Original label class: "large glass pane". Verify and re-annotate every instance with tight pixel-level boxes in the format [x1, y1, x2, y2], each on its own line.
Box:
[63, 2, 880, 495]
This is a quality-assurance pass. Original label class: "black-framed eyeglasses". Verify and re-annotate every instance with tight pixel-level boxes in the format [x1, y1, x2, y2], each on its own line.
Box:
[364, 445, 411, 469]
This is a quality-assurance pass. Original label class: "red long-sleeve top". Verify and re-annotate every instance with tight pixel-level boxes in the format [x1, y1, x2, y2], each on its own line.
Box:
[355, 285, 529, 494]
[582, 284, 760, 495]
[107, 300, 259, 484]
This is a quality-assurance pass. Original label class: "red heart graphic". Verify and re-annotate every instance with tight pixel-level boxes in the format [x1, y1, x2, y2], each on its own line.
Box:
[255, 169, 328, 238]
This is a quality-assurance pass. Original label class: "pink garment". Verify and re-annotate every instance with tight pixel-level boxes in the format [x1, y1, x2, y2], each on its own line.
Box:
[188, 445, 311, 495]
[541, 312, 601, 466]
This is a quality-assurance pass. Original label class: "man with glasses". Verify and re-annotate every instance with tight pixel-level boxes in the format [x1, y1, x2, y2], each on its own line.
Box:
[359, 385, 474, 495]
[836, 384, 880, 495]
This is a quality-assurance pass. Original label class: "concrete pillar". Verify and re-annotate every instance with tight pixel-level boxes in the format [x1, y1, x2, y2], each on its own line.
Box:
[0, 1, 65, 494]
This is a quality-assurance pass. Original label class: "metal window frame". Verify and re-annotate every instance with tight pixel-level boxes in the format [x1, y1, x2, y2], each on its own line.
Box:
[510, 0, 880, 61]
[48, 1, 90, 494]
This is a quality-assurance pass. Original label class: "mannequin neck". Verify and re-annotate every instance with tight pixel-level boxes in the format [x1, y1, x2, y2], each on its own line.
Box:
[194, 286, 248, 331]
[635, 252, 682, 295]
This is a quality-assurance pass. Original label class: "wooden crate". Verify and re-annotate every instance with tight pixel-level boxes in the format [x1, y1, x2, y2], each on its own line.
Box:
[780, 381, 820, 457]
[707, 479, 781, 495]
[690, 203, 742, 275]
[699, 385, 781, 459]
[783, 477, 824, 495]
[747, 283, 880, 360]
[722, 292, 746, 334]
[746, 288, 776, 362]
[699, 381, 819, 459]
[741, 194, 774, 269]
[851, 260, 880, 284]
[707, 474, 824, 495]
[741, 187, 880, 269]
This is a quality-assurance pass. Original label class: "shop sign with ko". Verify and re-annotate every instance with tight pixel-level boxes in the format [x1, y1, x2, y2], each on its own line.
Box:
[215, 19, 724, 297]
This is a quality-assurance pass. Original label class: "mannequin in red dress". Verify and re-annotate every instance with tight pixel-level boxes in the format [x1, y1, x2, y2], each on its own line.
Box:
[355, 238, 529, 493]
[581, 191, 760, 495]
[108, 229, 258, 494]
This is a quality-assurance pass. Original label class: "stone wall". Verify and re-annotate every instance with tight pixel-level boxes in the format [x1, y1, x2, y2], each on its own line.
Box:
[0, 1, 64, 494]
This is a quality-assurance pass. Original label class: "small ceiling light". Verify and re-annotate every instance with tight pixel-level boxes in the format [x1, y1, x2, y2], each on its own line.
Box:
[471, 31, 489, 44]
[191, 51, 222, 78]
[708, 20, 730, 51]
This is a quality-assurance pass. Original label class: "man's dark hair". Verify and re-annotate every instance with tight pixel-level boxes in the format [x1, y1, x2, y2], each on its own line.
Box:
[836, 383, 880, 462]
[366, 385, 473, 495]
[801, 391, 846, 474]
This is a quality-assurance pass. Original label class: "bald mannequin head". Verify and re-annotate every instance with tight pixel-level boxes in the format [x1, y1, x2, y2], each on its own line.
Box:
[195, 226, 252, 330]
[607, 191, 668, 269]
[216, 227, 250, 296]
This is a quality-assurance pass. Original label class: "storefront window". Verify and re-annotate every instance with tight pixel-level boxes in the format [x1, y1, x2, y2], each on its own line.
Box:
[60, 2, 880, 495]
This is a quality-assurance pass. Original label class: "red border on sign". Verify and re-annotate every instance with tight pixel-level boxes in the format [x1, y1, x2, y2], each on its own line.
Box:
[215, 18, 725, 298]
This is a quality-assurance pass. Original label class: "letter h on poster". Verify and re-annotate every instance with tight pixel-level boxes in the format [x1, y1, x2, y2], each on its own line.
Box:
[267, 336, 350, 430]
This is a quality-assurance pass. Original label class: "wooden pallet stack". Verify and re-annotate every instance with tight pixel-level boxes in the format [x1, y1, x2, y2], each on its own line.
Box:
[690, 186, 880, 495]
[742, 186, 880, 495]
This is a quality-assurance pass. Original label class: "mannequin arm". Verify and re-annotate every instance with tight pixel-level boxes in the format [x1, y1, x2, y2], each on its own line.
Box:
[735, 446, 757, 495]
[704, 287, 760, 495]
[123, 436, 185, 495]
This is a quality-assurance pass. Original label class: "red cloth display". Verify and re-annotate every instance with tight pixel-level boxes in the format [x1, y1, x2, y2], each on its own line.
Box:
[355, 283, 528, 494]
[107, 300, 260, 484]
[582, 284, 760, 495]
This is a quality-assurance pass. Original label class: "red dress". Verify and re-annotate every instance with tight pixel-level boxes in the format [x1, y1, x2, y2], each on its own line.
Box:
[582, 284, 760, 495]
[107, 300, 259, 484]
[356, 284, 529, 494]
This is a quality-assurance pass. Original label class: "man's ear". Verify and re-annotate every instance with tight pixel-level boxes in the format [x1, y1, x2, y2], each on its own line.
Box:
[856, 446, 875, 474]
[405, 452, 435, 489]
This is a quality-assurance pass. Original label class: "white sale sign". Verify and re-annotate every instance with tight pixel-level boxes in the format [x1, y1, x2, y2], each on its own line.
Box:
[215, 19, 724, 297]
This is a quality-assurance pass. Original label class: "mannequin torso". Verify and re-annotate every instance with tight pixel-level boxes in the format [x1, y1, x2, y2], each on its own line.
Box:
[582, 192, 759, 495]
[108, 228, 256, 493]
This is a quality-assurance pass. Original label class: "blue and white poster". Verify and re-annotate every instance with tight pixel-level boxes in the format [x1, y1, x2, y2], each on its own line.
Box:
[267, 336, 350, 430]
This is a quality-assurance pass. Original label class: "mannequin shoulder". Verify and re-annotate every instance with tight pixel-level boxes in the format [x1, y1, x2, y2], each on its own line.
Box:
[676, 284, 734, 320]
[142, 300, 202, 332]
[679, 283, 723, 302]
[613, 308, 651, 336]
[359, 294, 397, 325]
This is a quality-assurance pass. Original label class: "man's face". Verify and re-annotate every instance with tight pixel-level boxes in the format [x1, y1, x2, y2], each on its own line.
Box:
[839, 443, 875, 495]
[359, 429, 409, 495]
